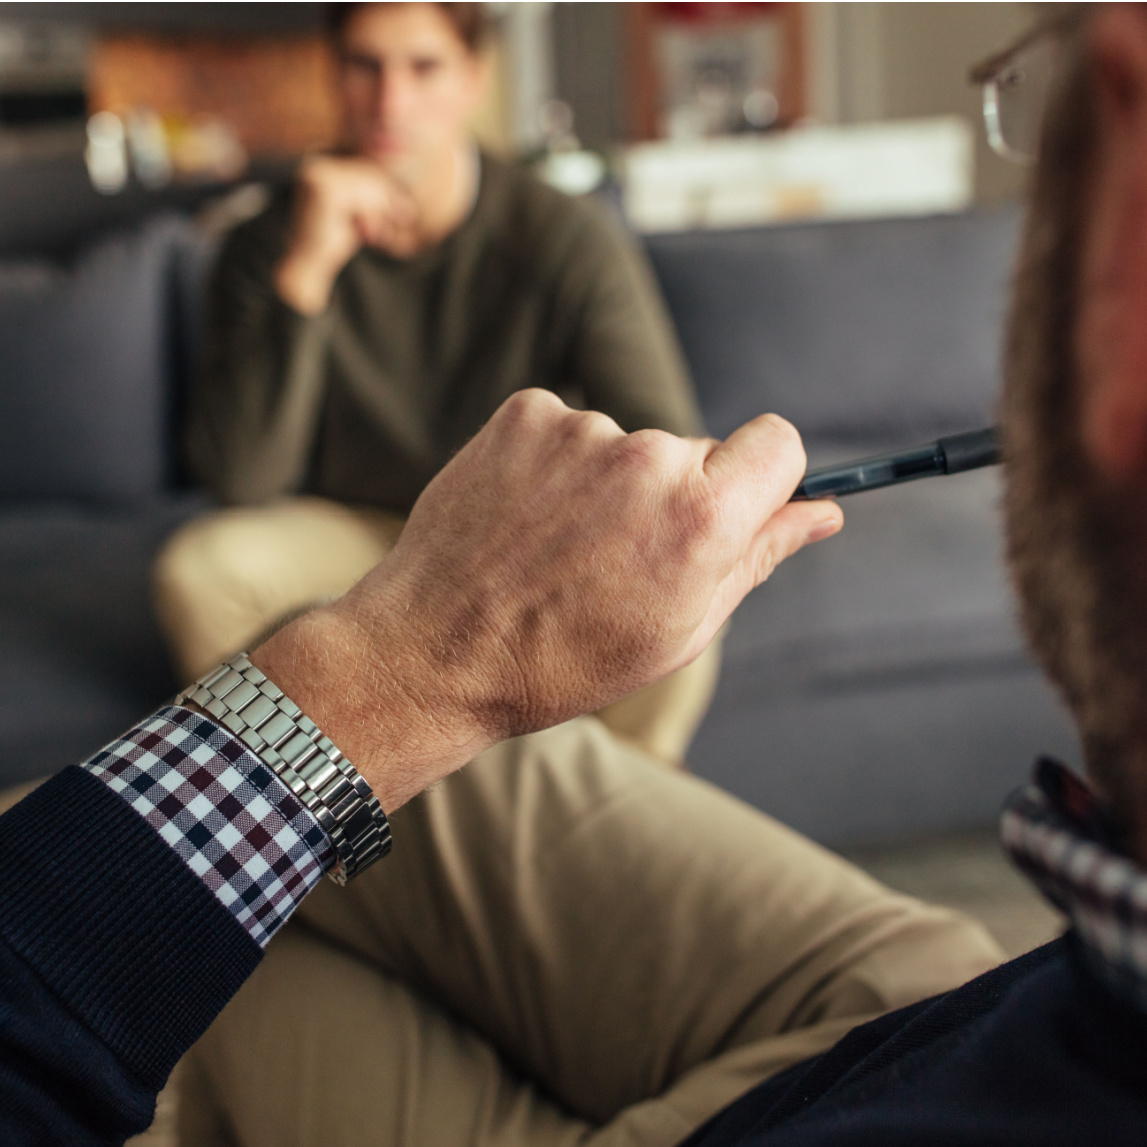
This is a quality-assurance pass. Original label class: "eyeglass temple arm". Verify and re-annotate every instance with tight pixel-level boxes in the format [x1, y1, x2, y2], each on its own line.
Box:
[967, 8, 1082, 85]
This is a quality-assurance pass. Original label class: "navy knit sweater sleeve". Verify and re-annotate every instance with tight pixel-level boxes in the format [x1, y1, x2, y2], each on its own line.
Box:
[0, 766, 262, 1144]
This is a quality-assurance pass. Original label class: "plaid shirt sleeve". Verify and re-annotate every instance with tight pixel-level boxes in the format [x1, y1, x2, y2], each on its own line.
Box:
[81, 705, 335, 948]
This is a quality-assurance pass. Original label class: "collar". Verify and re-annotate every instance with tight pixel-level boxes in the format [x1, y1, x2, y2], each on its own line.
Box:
[1001, 757, 1147, 1013]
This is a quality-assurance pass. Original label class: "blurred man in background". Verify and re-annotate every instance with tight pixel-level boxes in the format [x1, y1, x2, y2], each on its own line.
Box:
[155, 1, 712, 764]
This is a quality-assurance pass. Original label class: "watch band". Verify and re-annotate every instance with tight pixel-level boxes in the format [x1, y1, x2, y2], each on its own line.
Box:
[175, 653, 391, 885]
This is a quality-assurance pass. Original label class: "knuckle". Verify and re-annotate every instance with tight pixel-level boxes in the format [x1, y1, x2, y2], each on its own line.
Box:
[612, 428, 679, 480]
[624, 427, 677, 465]
[567, 408, 618, 442]
[490, 390, 573, 449]
[499, 388, 557, 423]
[522, 387, 565, 412]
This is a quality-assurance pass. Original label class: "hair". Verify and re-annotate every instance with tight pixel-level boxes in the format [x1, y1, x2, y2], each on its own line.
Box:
[1001, 12, 1147, 833]
[326, 2, 491, 54]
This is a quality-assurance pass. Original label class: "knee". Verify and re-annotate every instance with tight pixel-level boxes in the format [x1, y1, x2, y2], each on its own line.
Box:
[823, 902, 1005, 1023]
[153, 512, 254, 615]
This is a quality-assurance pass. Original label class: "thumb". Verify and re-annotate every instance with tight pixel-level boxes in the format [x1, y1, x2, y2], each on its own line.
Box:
[688, 499, 843, 659]
[704, 413, 808, 518]
[739, 499, 843, 587]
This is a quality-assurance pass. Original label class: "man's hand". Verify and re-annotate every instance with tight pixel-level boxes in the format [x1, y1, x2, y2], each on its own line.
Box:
[274, 156, 418, 315]
[252, 391, 842, 812]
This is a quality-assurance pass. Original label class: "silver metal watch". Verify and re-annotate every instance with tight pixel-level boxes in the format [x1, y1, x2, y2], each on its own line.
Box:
[175, 652, 392, 885]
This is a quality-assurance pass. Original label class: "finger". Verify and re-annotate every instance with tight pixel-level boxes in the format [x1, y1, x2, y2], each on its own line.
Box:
[690, 499, 843, 654]
[704, 413, 807, 518]
[356, 217, 386, 247]
[365, 209, 417, 254]
[386, 189, 418, 225]
[739, 499, 843, 587]
[349, 197, 388, 240]
[381, 226, 421, 258]
[360, 167, 418, 223]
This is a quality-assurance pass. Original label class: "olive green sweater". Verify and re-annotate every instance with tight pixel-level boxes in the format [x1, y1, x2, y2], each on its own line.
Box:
[188, 154, 702, 511]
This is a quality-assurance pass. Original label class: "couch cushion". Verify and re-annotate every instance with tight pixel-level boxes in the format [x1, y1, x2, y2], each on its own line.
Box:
[689, 463, 1080, 844]
[0, 215, 212, 501]
[647, 207, 1021, 442]
[0, 496, 204, 787]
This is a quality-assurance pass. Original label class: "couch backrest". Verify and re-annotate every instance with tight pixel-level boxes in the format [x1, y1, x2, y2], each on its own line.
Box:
[0, 214, 215, 502]
[645, 206, 1022, 442]
[0, 204, 1022, 504]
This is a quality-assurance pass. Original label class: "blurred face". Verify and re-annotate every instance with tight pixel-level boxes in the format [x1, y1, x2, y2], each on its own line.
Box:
[337, 3, 485, 173]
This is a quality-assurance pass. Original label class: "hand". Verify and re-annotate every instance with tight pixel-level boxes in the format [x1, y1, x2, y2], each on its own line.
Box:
[274, 156, 419, 315]
[252, 391, 843, 811]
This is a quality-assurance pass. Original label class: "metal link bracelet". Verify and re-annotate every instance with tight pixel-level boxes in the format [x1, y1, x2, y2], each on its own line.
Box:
[175, 653, 392, 884]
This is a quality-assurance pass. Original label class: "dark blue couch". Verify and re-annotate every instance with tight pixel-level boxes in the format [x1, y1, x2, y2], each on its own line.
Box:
[0, 202, 1079, 845]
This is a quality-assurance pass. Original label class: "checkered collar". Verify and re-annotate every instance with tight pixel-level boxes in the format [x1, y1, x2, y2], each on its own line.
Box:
[1001, 757, 1147, 1013]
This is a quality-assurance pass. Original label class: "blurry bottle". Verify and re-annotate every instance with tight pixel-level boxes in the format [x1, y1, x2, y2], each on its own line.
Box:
[85, 111, 128, 194]
[126, 108, 172, 189]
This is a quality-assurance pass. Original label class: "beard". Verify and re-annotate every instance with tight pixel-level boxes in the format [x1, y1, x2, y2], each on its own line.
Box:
[1003, 36, 1147, 830]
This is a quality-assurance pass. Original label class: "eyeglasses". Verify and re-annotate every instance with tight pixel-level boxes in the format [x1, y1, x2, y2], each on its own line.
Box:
[968, 8, 1083, 165]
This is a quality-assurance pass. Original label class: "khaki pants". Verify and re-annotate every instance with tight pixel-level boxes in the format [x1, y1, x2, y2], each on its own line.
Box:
[154, 498, 721, 765]
[178, 716, 1003, 1147]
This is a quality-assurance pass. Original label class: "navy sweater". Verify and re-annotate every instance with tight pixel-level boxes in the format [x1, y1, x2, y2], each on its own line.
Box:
[682, 937, 1147, 1146]
[0, 767, 260, 1144]
[2, 768, 1146, 1144]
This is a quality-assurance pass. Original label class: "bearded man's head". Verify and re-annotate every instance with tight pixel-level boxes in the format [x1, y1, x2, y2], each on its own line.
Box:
[1004, 5, 1147, 851]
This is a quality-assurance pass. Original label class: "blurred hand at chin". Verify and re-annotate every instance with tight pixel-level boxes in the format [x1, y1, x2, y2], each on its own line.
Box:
[253, 390, 843, 812]
[274, 155, 420, 314]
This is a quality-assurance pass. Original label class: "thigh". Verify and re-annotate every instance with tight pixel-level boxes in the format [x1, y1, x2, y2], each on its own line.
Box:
[154, 498, 405, 679]
[179, 927, 591, 1147]
[160, 497, 403, 609]
[594, 638, 722, 763]
[297, 717, 1004, 1125]
[179, 930, 860, 1147]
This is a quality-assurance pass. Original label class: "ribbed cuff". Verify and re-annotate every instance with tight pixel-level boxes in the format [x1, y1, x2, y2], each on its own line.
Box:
[0, 766, 261, 1090]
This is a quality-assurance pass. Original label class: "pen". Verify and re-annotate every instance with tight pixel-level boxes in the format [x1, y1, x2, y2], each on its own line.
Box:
[791, 427, 1001, 500]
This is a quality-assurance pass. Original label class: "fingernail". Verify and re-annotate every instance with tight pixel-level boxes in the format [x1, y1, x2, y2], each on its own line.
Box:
[806, 517, 842, 544]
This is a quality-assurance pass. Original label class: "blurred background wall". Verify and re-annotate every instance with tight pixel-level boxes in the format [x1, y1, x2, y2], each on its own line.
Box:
[812, 2, 1034, 203]
[546, 3, 1036, 204]
[0, 2, 1041, 203]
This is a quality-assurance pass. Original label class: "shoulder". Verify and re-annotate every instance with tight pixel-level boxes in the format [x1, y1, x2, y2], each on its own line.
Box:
[478, 153, 638, 280]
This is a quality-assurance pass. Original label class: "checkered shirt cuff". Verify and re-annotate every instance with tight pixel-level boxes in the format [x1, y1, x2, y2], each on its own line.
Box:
[82, 705, 335, 948]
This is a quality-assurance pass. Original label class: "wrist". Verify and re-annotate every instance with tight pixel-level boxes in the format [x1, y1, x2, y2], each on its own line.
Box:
[249, 603, 490, 813]
[273, 250, 341, 316]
